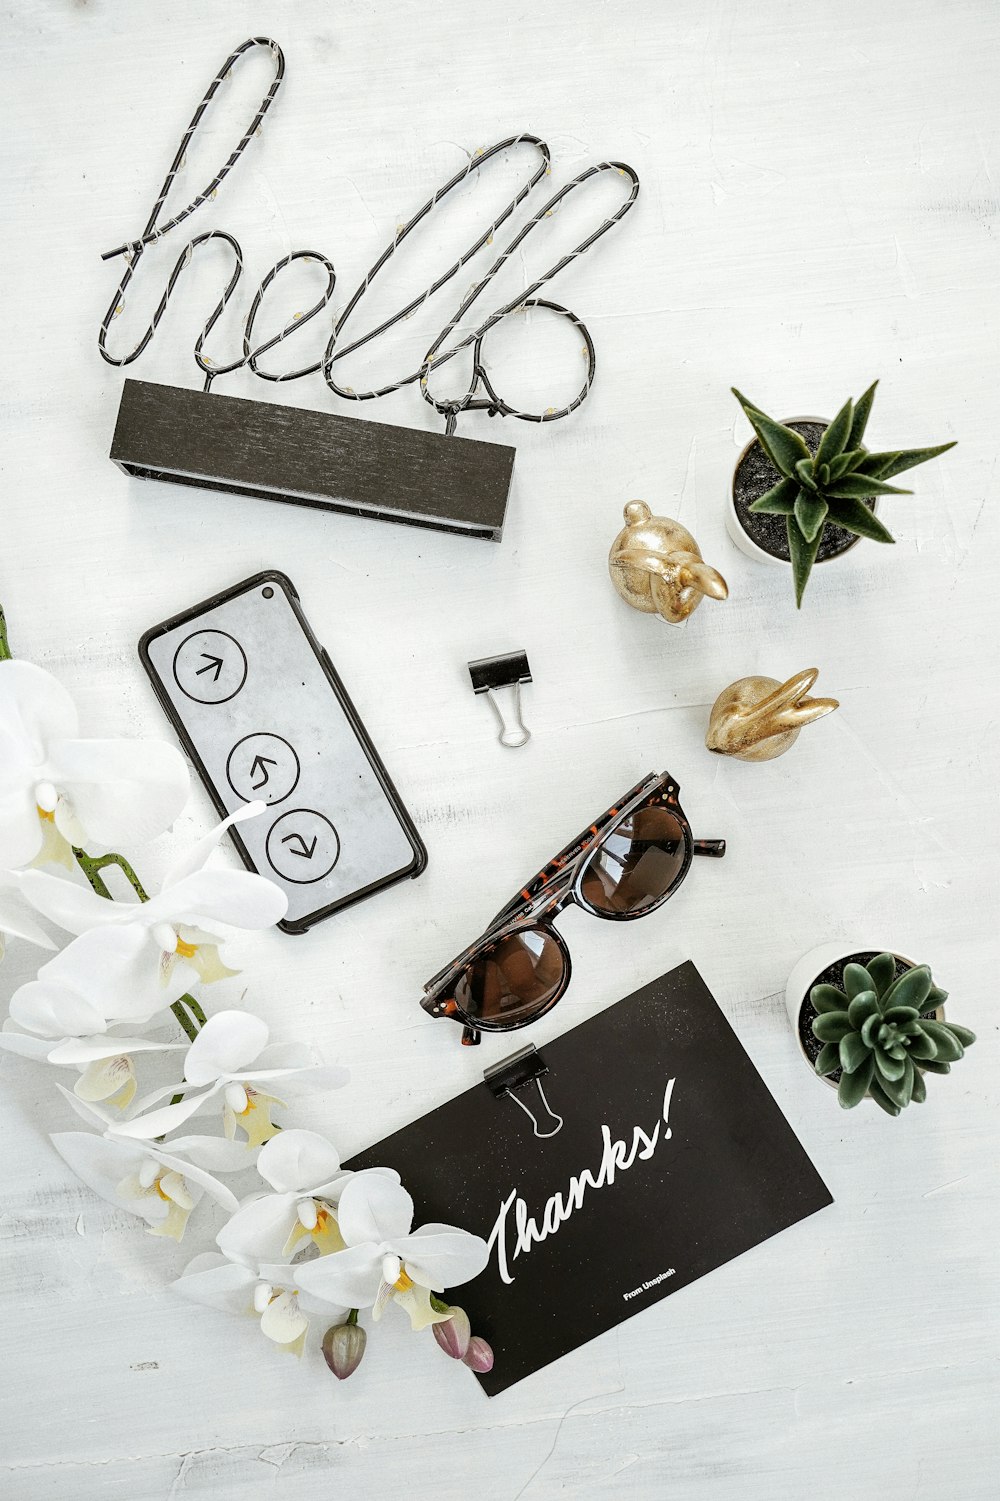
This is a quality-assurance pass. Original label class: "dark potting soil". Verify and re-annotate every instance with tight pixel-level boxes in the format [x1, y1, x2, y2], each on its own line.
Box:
[796, 951, 939, 1084]
[733, 419, 876, 562]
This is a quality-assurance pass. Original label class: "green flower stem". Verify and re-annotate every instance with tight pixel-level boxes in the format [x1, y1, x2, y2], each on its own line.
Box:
[72, 846, 202, 1045]
[347, 1308, 359, 1326]
[0, 602, 11, 661]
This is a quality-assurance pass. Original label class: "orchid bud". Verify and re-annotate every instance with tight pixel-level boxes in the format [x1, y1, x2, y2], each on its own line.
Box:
[462, 1335, 494, 1374]
[432, 1306, 471, 1360]
[321, 1320, 366, 1380]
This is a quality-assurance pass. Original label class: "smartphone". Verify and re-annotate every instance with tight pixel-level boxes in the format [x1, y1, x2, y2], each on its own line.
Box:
[139, 570, 426, 933]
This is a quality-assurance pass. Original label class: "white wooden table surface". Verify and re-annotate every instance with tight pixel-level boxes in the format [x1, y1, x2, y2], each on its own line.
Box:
[2, 2, 998, 1496]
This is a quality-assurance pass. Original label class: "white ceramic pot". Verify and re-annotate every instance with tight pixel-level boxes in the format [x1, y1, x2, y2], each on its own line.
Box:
[727, 418, 877, 567]
[785, 942, 921, 1090]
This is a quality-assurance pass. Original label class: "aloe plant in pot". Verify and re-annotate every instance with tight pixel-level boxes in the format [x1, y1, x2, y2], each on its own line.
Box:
[728, 383, 955, 606]
[785, 946, 975, 1116]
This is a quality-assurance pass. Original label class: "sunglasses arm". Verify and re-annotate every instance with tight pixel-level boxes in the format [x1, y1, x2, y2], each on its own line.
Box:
[694, 838, 727, 858]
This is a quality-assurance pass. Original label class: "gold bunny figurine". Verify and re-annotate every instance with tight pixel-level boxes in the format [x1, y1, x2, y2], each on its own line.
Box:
[706, 668, 839, 762]
[609, 501, 728, 626]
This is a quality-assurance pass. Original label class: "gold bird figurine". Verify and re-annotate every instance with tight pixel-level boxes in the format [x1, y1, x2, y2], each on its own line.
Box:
[706, 668, 839, 762]
[609, 501, 729, 626]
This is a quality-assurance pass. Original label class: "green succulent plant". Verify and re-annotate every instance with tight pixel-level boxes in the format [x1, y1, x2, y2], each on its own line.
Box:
[732, 384, 955, 606]
[810, 953, 975, 1116]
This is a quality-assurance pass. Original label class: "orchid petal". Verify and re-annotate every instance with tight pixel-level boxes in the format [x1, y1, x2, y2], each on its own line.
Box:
[9, 976, 110, 1039]
[0, 661, 79, 751]
[163, 802, 267, 888]
[49, 1131, 147, 1217]
[47, 1034, 183, 1066]
[0, 787, 44, 871]
[394, 1224, 490, 1291]
[255, 1128, 342, 1194]
[112, 1086, 218, 1139]
[0, 879, 56, 949]
[183, 1010, 270, 1086]
[0, 1025, 56, 1061]
[336, 1173, 414, 1246]
[44, 737, 189, 848]
[153, 867, 288, 933]
[259, 1289, 309, 1347]
[75, 1054, 137, 1108]
[294, 1244, 384, 1309]
[165, 1136, 255, 1173]
[15, 868, 132, 935]
[172, 1255, 257, 1316]
[392, 1280, 455, 1331]
[39, 924, 195, 1021]
[216, 1192, 298, 1263]
[150, 1145, 240, 1212]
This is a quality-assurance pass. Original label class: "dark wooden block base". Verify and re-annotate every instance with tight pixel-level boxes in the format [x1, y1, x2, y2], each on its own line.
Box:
[110, 380, 515, 542]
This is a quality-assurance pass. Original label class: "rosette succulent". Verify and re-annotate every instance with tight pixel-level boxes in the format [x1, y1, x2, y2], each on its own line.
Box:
[732, 384, 955, 606]
[810, 953, 975, 1115]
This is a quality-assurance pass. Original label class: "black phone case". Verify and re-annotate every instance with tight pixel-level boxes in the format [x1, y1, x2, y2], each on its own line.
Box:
[138, 569, 427, 934]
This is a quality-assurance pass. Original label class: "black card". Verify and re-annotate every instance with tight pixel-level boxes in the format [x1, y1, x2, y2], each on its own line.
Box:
[347, 962, 832, 1395]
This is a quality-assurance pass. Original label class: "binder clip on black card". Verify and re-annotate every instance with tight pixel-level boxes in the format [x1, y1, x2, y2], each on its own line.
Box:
[101, 38, 639, 544]
[469, 650, 533, 748]
[485, 1044, 563, 1138]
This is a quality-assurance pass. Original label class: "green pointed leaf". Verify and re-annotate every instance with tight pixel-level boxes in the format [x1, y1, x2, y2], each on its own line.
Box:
[874, 1044, 905, 1082]
[898, 1020, 923, 1036]
[843, 964, 873, 1000]
[848, 991, 880, 1029]
[839, 1031, 872, 1074]
[919, 1058, 951, 1075]
[828, 449, 863, 482]
[925, 985, 948, 1010]
[857, 442, 956, 480]
[847, 381, 878, 450]
[817, 462, 830, 486]
[788, 514, 822, 607]
[826, 498, 897, 544]
[811, 983, 848, 1014]
[826, 474, 913, 499]
[794, 490, 828, 542]
[838, 1054, 874, 1108]
[868, 1078, 902, 1117]
[910, 1066, 927, 1103]
[732, 389, 812, 478]
[815, 1041, 842, 1076]
[942, 1022, 976, 1048]
[920, 1020, 964, 1062]
[880, 1055, 915, 1108]
[795, 458, 817, 492]
[816, 398, 854, 465]
[907, 1030, 938, 1061]
[865, 953, 896, 998]
[812, 1011, 853, 1043]
[748, 476, 799, 515]
[882, 966, 932, 1013]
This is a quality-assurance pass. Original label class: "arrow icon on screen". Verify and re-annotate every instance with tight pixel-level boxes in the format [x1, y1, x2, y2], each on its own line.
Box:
[282, 832, 317, 859]
[250, 755, 278, 790]
[196, 653, 224, 681]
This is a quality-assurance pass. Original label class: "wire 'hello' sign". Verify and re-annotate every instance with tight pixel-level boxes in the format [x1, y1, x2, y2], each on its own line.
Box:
[102, 38, 639, 543]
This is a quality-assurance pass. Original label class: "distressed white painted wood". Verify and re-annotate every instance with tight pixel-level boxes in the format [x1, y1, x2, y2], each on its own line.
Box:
[1, 1, 998, 1496]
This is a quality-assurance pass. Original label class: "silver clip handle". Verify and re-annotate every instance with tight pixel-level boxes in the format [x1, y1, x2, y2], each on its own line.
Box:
[483, 680, 531, 749]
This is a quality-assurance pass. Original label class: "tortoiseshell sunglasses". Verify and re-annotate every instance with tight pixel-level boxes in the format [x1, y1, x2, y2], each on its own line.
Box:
[420, 771, 726, 1045]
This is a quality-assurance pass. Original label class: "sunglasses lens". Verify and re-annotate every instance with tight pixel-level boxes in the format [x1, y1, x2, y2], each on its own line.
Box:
[452, 926, 566, 1027]
[580, 804, 688, 916]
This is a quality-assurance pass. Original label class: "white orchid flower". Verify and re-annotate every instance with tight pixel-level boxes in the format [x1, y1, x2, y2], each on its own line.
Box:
[295, 1175, 489, 1331]
[0, 659, 189, 870]
[216, 1129, 397, 1262]
[0, 1022, 183, 1109]
[108, 1013, 348, 1148]
[51, 1088, 252, 1241]
[0, 870, 56, 961]
[173, 1251, 345, 1356]
[14, 804, 288, 1022]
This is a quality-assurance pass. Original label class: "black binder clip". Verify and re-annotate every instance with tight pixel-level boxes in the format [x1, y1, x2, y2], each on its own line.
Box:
[485, 1044, 563, 1139]
[468, 650, 532, 748]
